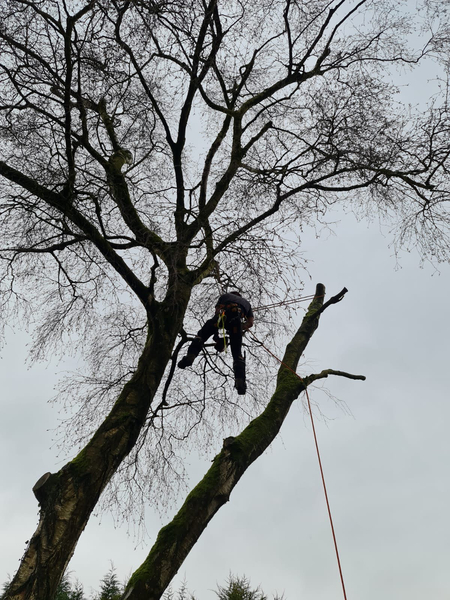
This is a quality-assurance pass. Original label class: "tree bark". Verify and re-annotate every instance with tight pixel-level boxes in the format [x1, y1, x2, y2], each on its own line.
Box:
[4, 285, 192, 600]
[123, 283, 342, 600]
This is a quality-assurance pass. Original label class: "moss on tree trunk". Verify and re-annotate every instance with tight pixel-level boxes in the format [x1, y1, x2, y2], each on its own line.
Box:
[123, 285, 327, 600]
[5, 287, 192, 600]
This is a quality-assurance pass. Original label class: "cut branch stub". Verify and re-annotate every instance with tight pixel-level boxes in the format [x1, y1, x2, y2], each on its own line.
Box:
[32, 472, 52, 505]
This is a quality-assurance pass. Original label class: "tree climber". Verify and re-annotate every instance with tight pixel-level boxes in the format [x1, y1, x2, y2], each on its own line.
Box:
[178, 291, 254, 395]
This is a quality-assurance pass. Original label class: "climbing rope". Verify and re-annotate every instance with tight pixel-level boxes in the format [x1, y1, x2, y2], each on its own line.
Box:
[248, 330, 348, 600]
[211, 264, 317, 313]
[252, 293, 319, 312]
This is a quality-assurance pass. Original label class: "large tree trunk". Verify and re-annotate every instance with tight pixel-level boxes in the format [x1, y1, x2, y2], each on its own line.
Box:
[122, 283, 336, 600]
[5, 286, 192, 600]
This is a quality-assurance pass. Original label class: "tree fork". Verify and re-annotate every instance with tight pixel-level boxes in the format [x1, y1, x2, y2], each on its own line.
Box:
[123, 283, 359, 600]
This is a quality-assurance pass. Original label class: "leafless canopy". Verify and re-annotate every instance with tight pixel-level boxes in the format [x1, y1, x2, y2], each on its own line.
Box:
[1, 0, 450, 597]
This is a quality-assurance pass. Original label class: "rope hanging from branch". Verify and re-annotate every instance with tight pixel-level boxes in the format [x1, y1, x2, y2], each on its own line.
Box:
[248, 329, 349, 600]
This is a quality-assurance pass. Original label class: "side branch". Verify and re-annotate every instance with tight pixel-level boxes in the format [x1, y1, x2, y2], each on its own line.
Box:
[312, 287, 348, 317]
[106, 161, 168, 257]
[0, 160, 150, 305]
[305, 369, 366, 384]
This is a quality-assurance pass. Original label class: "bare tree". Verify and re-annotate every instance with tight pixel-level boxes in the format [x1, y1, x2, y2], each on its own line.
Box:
[0, 1, 449, 599]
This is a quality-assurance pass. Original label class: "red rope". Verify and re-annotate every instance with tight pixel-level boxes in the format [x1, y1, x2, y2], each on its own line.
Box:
[248, 331, 348, 600]
[304, 385, 348, 600]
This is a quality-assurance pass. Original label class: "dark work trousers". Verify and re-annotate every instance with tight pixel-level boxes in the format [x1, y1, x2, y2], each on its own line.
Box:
[187, 307, 245, 379]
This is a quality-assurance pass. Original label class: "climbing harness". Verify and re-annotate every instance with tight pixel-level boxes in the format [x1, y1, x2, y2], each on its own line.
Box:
[217, 309, 228, 353]
[248, 330, 348, 600]
[215, 303, 245, 354]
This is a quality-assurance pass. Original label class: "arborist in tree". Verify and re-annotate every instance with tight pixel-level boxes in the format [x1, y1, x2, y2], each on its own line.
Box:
[178, 291, 254, 395]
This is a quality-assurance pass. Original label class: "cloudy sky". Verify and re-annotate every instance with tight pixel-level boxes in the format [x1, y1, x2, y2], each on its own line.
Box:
[2, 1, 450, 597]
[2, 207, 450, 599]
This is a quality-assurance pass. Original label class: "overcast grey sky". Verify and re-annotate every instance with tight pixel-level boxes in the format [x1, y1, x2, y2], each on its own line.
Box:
[2, 209, 450, 599]
[2, 0, 450, 597]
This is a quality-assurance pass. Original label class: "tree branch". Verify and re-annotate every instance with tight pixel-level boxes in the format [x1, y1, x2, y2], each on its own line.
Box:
[305, 368, 366, 384]
[0, 160, 150, 305]
[311, 286, 348, 317]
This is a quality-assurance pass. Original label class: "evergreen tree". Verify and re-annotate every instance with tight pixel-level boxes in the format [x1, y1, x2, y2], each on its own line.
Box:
[0, 579, 11, 600]
[70, 581, 86, 600]
[54, 572, 86, 600]
[2, 572, 282, 600]
[95, 565, 122, 600]
[215, 575, 284, 600]
[162, 575, 283, 600]
[54, 573, 72, 600]
[162, 580, 196, 600]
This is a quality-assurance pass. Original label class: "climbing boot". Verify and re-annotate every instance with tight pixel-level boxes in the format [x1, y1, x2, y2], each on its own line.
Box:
[233, 356, 246, 395]
[177, 354, 196, 369]
[233, 356, 246, 378]
[235, 377, 247, 395]
[214, 337, 226, 352]
[178, 337, 204, 368]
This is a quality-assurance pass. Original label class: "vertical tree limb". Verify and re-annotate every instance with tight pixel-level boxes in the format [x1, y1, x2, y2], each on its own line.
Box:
[123, 283, 355, 600]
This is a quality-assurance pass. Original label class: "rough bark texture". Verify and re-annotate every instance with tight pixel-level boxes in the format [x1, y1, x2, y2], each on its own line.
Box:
[5, 285, 192, 600]
[0, 1, 444, 597]
[122, 283, 329, 600]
